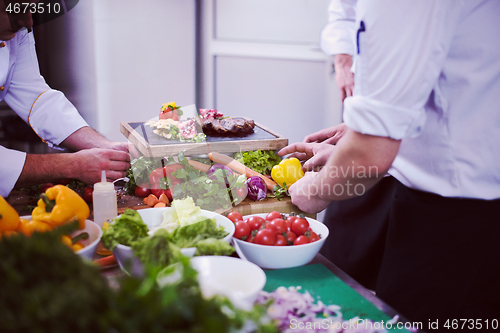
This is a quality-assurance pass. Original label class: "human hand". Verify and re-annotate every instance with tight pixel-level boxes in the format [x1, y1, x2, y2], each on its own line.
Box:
[303, 123, 347, 145]
[288, 172, 332, 214]
[73, 148, 131, 184]
[278, 142, 335, 172]
[334, 54, 354, 102]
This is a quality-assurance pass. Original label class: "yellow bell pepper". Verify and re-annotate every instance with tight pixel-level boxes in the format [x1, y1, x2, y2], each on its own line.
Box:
[61, 234, 87, 252]
[17, 218, 53, 237]
[271, 157, 305, 189]
[0, 195, 20, 234]
[32, 185, 89, 230]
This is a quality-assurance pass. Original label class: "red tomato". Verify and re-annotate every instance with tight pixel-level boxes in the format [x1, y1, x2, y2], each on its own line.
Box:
[247, 216, 265, 231]
[294, 235, 310, 245]
[253, 229, 276, 246]
[82, 186, 94, 203]
[286, 216, 298, 231]
[266, 211, 282, 221]
[284, 231, 297, 245]
[308, 231, 320, 242]
[270, 218, 287, 233]
[134, 183, 151, 198]
[227, 211, 243, 223]
[291, 218, 310, 236]
[234, 221, 251, 240]
[163, 163, 184, 183]
[39, 183, 54, 194]
[274, 234, 287, 246]
[233, 187, 247, 200]
[246, 232, 255, 243]
[264, 223, 278, 234]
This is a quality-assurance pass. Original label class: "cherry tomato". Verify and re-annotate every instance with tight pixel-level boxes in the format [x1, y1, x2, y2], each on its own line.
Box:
[163, 163, 184, 183]
[233, 186, 247, 200]
[270, 218, 287, 233]
[274, 234, 287, 246]
[286, 216, 298, 231]
[266, 211, 282, 221]
[247, 216, 265, 231]
[294, 235, 310, 245]
[39, 183, 54, 194]
[291, 218, 310, 236]
[246, 231, 255, 243]
[253, 229, 276, 246]
[227, 212, 243, 223]
[284, 231, 297, 245]
[233, 221, 251, 240]
[134, 183, 151, 198]
[82, 186, 94, 203]
[149, 168, 166, 186]
[264, 223, 278, 234]
[308, 231, 320, 242]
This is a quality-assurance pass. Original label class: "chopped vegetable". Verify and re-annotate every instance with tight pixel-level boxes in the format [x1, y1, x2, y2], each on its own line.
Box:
[235, 149, 282, 176]
[101, 209, 149, 250]
[0, 195, 20, 234]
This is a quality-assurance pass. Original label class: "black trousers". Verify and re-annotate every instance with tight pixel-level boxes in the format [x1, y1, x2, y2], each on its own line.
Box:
[376, 181, 500, 329]
[320, 176, 398, 290]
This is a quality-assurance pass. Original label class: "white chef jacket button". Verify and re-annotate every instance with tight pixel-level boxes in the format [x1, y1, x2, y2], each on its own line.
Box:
[0, 42, 5, 47]
[0, 86, 4, 91]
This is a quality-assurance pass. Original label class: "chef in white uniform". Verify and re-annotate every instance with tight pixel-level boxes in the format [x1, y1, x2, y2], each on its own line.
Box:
[0, 0, 130, 197]
[283, 0, 500, 326]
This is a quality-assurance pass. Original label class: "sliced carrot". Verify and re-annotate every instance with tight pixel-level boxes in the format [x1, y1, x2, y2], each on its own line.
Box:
[93, 254, 117, 267]
[146, 194, 159, 207]
[158, 193, 170, 205]
[143, 197, 148, 205]
[154, 202, 167, 208]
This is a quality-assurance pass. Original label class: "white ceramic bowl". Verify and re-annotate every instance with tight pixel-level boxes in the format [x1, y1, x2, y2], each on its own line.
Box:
[20, 216, 102, 261]
[232, 214, 329, 269]
[190, 256, 266, 310]
[113, 207, 235, 276]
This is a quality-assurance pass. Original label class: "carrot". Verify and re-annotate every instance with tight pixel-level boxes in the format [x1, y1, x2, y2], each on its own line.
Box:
[208, 152, 277, 190]
[187, 159, 211, 173]
[93, 254, 117, 267]
[154, 202, 167, 208]
[146, 194, 159, 207]
[158, 193, 170, 205]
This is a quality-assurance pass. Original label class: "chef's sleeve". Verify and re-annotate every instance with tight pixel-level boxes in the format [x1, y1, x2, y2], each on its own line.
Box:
[343, 0, 462, 140]
[320, 0, 357, 56]
[3, 30, 88, 148]
[0, 147, 26, 197]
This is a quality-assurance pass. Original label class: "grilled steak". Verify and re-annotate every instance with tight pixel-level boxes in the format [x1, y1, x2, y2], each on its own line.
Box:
[201, 117, 255, 136]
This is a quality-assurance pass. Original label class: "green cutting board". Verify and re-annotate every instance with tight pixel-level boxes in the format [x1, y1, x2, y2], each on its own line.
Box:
[264, 264, 409, 331]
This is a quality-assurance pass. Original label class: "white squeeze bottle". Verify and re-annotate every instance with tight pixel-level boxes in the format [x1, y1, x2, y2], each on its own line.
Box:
[93, 170, 118, 227]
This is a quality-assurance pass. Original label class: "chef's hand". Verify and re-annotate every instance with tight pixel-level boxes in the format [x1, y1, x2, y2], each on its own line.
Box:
[303, 123, 348, 145]
[74, 148, 131, 183]
[334, 54, 354, 102]
[278, 142, 335, 172]
[289, 172, 332, 214]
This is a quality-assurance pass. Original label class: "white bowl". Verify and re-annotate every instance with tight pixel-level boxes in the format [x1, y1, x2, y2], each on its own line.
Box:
[113, 207, 235, 276]
[232, 214, 329, 269]
[20, 216, 102, 261]
[190, 256, 266, 310]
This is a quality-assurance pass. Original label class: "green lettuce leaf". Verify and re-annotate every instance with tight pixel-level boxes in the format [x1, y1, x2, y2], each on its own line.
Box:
[194, 238, 235, 256]
[101, 209, 149, 250]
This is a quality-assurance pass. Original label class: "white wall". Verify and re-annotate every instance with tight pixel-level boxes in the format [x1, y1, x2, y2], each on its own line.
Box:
[36, 0, 196, 142]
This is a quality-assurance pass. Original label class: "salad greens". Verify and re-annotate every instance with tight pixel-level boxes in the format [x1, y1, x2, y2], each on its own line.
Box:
[235, 149, 282, 175]
[101, 209, 149, 250]
[102, 198, 234, 263]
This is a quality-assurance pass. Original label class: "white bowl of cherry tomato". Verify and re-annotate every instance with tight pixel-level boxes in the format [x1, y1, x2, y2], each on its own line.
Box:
[229, 211, 329, 269]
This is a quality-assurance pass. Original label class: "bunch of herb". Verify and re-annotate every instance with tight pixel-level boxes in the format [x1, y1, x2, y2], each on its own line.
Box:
[0, 222, 116, 333]
[234, 150, 282, 175]
[124, 156, 164, 194]
[169, 152, 247, 211]
[267, 184, 290, 201]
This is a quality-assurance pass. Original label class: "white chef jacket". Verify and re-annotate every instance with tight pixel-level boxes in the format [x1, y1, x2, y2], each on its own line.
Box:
[320, 0, 357, 56]
[0, 29, 88, 197]
[344, 0, 500, 199]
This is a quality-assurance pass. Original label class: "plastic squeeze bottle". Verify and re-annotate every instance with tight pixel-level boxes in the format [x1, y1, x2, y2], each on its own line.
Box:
[93, 170, 118, 227]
